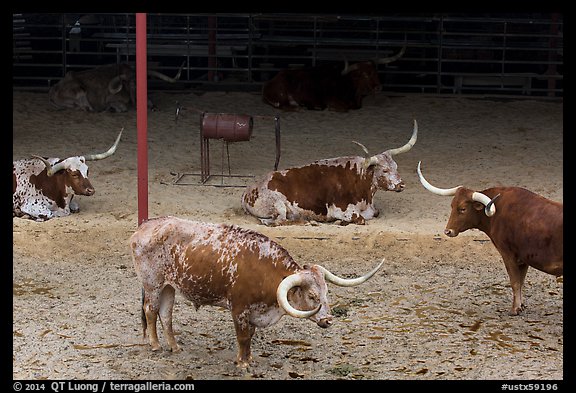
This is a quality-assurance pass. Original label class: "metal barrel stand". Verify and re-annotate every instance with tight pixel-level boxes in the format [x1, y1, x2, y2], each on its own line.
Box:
[172, 112, 280, 188]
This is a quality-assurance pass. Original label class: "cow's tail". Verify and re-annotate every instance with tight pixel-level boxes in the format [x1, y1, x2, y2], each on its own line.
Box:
[140, 287, 147, 339]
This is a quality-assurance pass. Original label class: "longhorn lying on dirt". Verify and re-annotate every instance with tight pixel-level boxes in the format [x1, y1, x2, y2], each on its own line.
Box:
[130, 215, 385, 367]
[49, 63, 183, 112]
[12, 129, 123, 221]
[417, 161, 563, 315]
[262, 46, 405, 112]
[242, 120, 417, 226]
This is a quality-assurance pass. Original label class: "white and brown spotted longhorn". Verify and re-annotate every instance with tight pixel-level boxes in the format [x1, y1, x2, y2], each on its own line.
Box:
[12, 129, 122, 221]
[242, 120, 418, 225]
[130, 216, 384, 368]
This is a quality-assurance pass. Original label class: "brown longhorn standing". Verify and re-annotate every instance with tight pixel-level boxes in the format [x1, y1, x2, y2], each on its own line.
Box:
[417, 161, 563, 315]
[130, 216, 384, 367]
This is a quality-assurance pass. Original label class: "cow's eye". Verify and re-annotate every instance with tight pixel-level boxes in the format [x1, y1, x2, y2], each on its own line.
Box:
[458, 207, 466, 213]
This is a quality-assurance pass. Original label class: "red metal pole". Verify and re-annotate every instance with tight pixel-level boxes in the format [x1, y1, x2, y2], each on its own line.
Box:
[136, 13, 148, 225]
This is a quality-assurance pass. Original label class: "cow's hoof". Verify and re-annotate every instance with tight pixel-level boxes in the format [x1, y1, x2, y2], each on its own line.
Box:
[235, 360, 251, 369]
[508, 307, 523, 316]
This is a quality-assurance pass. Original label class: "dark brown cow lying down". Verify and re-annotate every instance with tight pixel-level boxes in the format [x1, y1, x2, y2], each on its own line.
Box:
[262, 46, 405, 112]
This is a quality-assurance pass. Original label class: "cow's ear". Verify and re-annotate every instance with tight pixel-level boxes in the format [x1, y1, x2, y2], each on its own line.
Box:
[472, 201, 484, 211]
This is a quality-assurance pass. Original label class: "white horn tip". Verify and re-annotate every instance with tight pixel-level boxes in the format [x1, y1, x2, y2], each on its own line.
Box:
[417, 161, 424, 176]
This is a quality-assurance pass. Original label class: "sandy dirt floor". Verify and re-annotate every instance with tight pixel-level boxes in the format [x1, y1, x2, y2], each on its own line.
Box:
[12, 89, 563, 382]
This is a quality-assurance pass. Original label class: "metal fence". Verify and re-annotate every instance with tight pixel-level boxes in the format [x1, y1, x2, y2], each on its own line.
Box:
[13, 13, 563, 97]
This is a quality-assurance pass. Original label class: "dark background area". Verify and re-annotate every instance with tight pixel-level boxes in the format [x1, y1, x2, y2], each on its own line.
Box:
[13, 13, 563, 97]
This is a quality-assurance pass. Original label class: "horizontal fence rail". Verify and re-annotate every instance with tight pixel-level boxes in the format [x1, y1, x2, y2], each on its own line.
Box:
[13, 13, 563, 98]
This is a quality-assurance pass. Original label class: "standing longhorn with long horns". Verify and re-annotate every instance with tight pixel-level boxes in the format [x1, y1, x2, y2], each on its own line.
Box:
[12, 129, 123, 221]
[130, 216, 385, 368]
[416, 161, 563, 315]
[242, 120, 418, 226]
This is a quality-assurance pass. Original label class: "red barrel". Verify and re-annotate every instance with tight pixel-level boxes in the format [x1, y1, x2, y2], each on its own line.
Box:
[201, 113, 253, 142]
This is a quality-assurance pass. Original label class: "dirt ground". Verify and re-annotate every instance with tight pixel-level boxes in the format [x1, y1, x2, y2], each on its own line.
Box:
[12, 89, 563, 381]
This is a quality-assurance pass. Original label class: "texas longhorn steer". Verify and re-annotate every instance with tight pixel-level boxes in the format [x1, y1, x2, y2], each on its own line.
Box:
[417, 161, 563, 315]
[242, 120, 418, 226]
[49, 63, 182, 112]
[12, 129, 123, 221]
[130, 216, 384, 367]
[262, 46, 406, 112]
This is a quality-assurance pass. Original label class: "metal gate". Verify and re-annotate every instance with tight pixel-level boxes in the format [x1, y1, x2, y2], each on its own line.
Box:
[13, 13, 563, 97]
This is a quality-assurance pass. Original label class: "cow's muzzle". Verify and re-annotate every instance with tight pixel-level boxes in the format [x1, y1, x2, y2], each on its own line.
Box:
[83, 188, 95, 196]
[316, 317, 333, 328]
[394, 182, 405, 192]
[444, 228, 458, 237]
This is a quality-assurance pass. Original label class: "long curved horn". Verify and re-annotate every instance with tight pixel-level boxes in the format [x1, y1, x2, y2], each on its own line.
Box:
[342, 45, 406, 75]
[473, 191, 498, 217]
[363, 156, 379, 169]
[387, 119, 418, 156]
[147, 61, 184, 83]
[276, 274, 321, 318]
[352, 141, 370, 156]
[316, 258, 385, 287]
[352, 140, 379, 169]
[375, 45, 406, 65]
[84, 128, 123, 161]
[341, 56, 359, 75]
[108, 75, 124, 94]
[483, 193, 500, 216]
[31, 155, 67, 177]
[417, 161, 461, 196]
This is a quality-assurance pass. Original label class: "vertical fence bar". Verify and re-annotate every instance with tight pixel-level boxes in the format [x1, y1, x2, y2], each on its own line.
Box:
[547, 13, 559, 97]
[208, 16, 217, 81]
[436, 15, 444, 94]
[61, 14, 67, 77]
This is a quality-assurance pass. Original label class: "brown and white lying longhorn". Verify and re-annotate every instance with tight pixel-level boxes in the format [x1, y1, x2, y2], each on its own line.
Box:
[242, 120, 417, 226]
[417, 161, 563, 315]
[49, 63, 183, 112]
[12, 129, 123, 221]
[130, 216, 384, 367]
